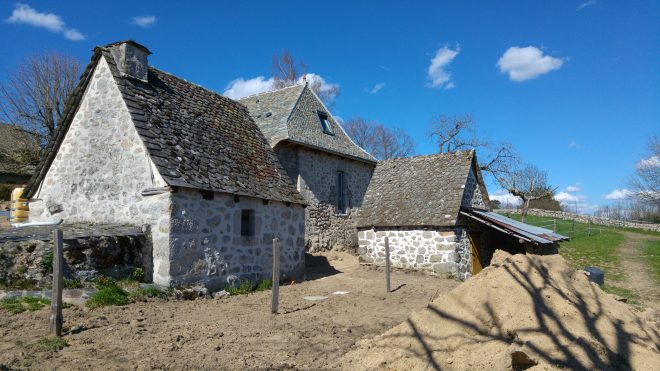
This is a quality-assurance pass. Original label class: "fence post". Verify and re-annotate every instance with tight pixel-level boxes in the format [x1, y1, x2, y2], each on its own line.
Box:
[271, 238, 280, 314]
[49, 229, 63, 336]
[385, 236, 391, 293]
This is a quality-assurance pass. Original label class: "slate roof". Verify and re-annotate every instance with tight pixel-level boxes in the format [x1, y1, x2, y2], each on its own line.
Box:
[25, 42, 305, 205]
[356, 150, 477, 228]
[238, 85, 376, 163]
[0, 123, 39, 176]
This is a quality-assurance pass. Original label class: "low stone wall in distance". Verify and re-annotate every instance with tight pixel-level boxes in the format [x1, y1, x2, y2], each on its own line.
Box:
[495, 209, 660, 233]
[357, 227, 472, 280]
[0, 224, 150, 289]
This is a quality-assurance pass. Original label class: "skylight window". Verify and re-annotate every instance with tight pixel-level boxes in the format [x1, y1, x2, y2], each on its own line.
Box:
[317, 112, 334, 135]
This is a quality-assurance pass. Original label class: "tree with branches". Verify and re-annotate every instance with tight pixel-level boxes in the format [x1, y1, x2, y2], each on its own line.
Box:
[428, 114, 519, 181]
[630, 136, 659, 204]
[498, 164, 556, 222]
[272, 49, 340, 107]
[343, 117, 415, 160]
[0, 52, 80, 144]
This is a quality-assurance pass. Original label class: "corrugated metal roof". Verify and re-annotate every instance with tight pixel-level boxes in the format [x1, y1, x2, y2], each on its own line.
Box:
[460, 209, 569, 244]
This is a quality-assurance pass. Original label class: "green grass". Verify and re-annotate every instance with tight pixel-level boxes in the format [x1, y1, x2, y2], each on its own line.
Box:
[129, 286, 172, 300]
[640, 239, 660, 284]
[227, 279, 273, 296]
[63, 278, 84, 289]
[602, 285, 641, 305]
[86, 277, 129, 308]
[33, 336, 67, 352]
[0, 297, 51, 314]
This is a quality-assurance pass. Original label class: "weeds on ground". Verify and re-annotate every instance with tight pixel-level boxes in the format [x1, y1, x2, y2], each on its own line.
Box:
[0, 297, 51, 314]
[227, 279, 272, 295]
[33, 336, 67, 352]
[86, 277, 129, 308]
[640, 240, 660, 284]
[40, 252, 53, 273]
[129, 286, 172, 300]
[602, 285, 641, 305]
[63, 278, 83, 289]
[130, 267, 145, 282]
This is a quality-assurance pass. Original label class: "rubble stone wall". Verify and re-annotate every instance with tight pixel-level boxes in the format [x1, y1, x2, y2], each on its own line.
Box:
[495, 209, 660, 232]
[357, 227, 472, 280]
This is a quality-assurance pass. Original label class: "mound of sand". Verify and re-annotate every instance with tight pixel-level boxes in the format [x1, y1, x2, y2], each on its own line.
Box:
[340, 251, 660, 370]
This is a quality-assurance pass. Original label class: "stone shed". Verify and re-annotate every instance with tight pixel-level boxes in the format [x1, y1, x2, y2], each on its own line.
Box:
[22, 40, 307, 290]
[356, 150, 568, 280]
[239, 85, 377, 252]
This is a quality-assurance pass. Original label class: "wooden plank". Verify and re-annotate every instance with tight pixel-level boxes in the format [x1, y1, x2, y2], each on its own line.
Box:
[49, 229, 64, 336]
[271, 238, 280, 314]
[385, 236, 391, 293]
[469, 235, 483, 275]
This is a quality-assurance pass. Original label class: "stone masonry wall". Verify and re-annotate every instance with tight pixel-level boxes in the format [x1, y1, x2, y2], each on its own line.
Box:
[168, 188, 305, 291]
[496, 208, 660, 232]
[462, 167, 488, 210]
[357, 227, 472, 280]
[27, 58, 172, 285]
[293, 147, 373, 252]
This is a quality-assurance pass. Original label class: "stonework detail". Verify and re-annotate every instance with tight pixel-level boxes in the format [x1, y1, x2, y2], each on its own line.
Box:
[168, 189, 305, 291]
[462, 167, 488, 209]
[357, 227, 472, 279]
[280, 146, 373, 252]
[27, 58, 172, 285]
[496, 209, 660, 233]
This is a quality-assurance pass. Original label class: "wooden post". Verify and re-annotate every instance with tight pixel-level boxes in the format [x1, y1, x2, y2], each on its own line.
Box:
[49, 229, 63, 336]
[385, 236, 391, 293]
[271, 238, 280, 314]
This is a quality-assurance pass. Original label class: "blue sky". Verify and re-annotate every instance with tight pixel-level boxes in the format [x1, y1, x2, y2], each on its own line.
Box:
[1, 1, 658, 212]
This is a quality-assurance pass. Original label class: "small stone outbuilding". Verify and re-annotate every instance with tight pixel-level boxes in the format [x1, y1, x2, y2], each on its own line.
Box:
[23, 41, 307, 290]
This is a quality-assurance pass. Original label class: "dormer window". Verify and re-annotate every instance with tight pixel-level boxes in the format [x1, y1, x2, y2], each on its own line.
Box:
[317, 112, 334, 135]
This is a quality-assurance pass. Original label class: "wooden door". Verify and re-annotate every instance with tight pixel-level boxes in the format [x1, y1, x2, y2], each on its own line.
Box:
[469, 235, 483, 275]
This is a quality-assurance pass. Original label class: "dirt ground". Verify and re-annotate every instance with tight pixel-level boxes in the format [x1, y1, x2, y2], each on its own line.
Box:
[618, 231, 660, 309]
[0, 252, 459, 370]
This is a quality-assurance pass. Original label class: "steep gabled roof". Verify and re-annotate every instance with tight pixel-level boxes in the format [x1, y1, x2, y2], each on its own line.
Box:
[356, 150, 478, 228]
[239, 85, 376, 163]
[0, 123, 39, 176]
[25, 44, 305, 205]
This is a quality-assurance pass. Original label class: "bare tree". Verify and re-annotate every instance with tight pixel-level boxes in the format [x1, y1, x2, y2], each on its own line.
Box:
[272, 50, 340, 106]
[428, 114, 519, 181]
[343, 117, 415, 160]
[0, 52, 80, 143]
[630, 136, 659, 204]
[498, 164, 555, 222]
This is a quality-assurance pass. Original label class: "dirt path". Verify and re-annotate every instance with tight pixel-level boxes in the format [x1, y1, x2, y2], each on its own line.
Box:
[0, 252, 460, 370]
[618, 231, 660, 309]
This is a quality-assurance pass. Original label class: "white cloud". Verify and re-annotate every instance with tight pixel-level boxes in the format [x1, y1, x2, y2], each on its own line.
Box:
[223, 76, 274, 99]
[568, 140, 581, 149]
[497, 46, 564, 82]
[132, 15, 157, 28]
[637, 155, 660, 170]
[490, 190, 521, 207]
[577, 0, 597, 11]
[6, 3, 85, 41]
[554, 191, 581, 203]
[427, 45, 460, 89]
[604, 189, 632, 200]
[565, 185, 581, 193]
[301, 73, 339, 101]
[369, 82, 385, 94]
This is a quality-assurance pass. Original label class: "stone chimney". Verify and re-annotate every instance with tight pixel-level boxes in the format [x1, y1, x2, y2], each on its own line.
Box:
[107, 40, 152, 82]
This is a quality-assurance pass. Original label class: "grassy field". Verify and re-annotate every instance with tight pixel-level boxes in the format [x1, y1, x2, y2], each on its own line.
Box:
[640, 239, 660, 284]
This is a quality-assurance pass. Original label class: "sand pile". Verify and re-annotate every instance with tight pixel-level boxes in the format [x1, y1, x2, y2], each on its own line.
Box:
[340, 251, 660, 370]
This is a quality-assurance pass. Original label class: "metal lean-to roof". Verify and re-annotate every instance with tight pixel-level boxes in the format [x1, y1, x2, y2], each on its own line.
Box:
[460, 209, 570, 245]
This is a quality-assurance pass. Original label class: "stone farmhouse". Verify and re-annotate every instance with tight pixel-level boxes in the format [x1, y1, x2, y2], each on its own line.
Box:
[239, 86, 377, 252]
[24, 41, 307, 290]
[357, 151, 568, 280]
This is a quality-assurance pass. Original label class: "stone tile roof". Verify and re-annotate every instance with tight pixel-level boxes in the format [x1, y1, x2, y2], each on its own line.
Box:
[356, 151, 476, 228]
[239, 86, 376, 163]
[25, 46, 305, 205]
[0, 123, 39, 176]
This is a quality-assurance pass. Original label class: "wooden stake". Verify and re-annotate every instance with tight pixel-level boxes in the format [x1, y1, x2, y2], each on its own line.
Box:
[49, 229, 63, 336]
[271, 238, 280, 314]
[385, 236, 391, 293]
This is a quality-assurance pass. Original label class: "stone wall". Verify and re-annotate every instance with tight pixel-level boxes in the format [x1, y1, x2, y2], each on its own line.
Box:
[27, 58, 173, 285]
[277, 144, 374, 252]
[0, 228, 149, 288]
[168, 188, 305, 291]
[462, 167, 489, 209]
[495, 209, 660, 232]
[357, 227, 472, 280]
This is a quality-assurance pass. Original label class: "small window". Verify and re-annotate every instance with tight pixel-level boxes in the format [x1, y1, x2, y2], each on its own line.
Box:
[317, 112, 334, 135]
[336, 171, 346, 214]
[240, 209, 255, 237]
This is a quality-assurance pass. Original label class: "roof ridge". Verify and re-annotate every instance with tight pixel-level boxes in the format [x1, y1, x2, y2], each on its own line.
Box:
[379, 150, 474, 163]
[237, 83, 305, 101]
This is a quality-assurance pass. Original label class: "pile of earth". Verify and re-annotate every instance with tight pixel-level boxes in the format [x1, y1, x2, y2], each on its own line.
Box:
[340, 250, 660, 370]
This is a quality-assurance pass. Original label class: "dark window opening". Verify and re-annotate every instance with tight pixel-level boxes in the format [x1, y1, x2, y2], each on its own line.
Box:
[201, 190, 214, 200]
[336, 171, 346, 214]
[317, 112, 334, 135]
[241, 209, 255, 237]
